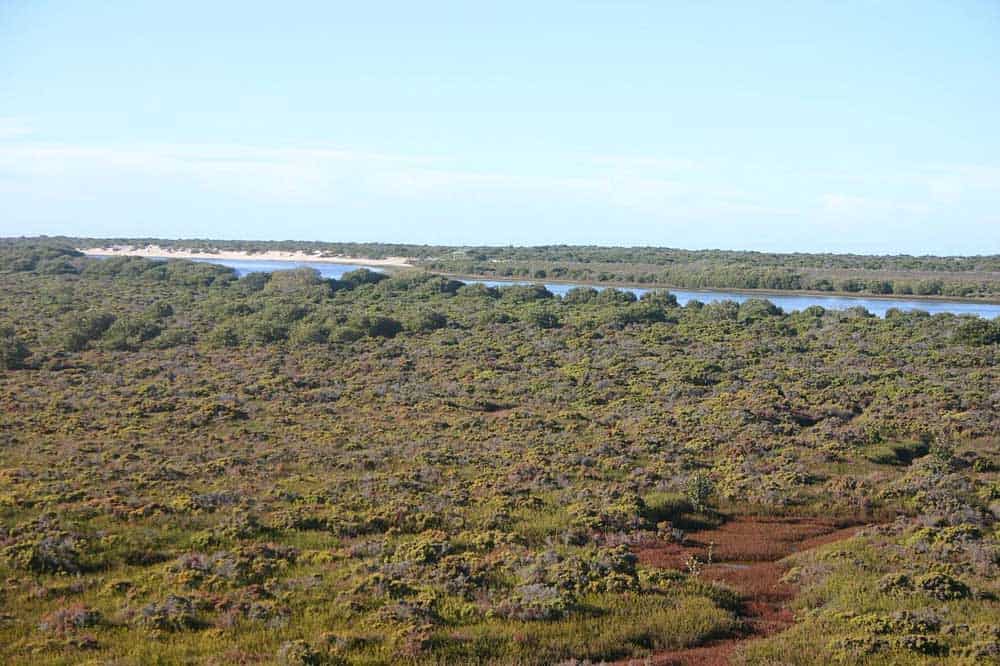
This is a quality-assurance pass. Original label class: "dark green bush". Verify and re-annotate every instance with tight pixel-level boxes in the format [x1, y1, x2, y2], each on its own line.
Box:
[61, 312, 116, 351]
[0, 326, 30, 369]
[953, 319, 1000, 345]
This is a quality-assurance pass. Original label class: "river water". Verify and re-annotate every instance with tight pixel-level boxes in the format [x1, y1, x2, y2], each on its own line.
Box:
[194, 258, 1000, 319]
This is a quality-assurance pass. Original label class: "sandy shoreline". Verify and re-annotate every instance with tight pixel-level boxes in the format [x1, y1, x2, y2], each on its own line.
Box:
[79, 245, 413, 268]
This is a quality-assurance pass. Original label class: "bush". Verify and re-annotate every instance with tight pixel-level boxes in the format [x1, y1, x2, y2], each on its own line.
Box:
[913, 572, 970, 600]
[102, 316, 161, 351]
[0, 244, 81, 272]
[5, 534, 83, 574]
[640, 290, 679, 308]
[394, 531, 451, 564]
[953, 319, 1000, 345]
[150, 327, 195, 349]
[207, 322, 241, 348]
[685, 473, 715, 513]
[738, 299, 782, 323]
[501, 284, 554, 303]
[61, 312, 115, 352]
[405, 310, 448, 333]
[340, 268, 387, 288]
[262, 268, 327, 295]
[352, 315, 403, 339]
[865, 440, 929, 466]
[892, 634, 946, 656]
[613, 302, 667, 326]
[0, 326, 30, 369]
[563, 287, 599, 304]
[493, 584, 572, 621]
[135, 595, 200, 631]
[289, 320, 330, 345]
[330, 326, 365, 343]
[39, 604, 102, 635]
[277, 640, 322, 665]
[527, 308, 561, 329]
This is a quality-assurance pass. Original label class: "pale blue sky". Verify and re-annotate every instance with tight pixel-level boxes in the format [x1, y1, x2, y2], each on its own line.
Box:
[2, 1, 999, 253]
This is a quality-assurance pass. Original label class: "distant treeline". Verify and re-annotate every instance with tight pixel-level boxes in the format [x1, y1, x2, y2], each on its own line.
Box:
[427, 259, 1000, 299]
[427, 245, 1000, 273]
[11, 236, 1000, 299]
[31, 236, 1000, 272]
[26, 236, 448, 260]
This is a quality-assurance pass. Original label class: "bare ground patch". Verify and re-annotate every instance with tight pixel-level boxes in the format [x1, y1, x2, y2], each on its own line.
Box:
[620, 517, 867, 665]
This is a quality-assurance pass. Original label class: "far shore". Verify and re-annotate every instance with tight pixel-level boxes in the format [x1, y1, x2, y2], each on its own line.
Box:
[76, 247, 1000, 306]
[432, 271, 1000, 306]
[79, 245, 413, 268]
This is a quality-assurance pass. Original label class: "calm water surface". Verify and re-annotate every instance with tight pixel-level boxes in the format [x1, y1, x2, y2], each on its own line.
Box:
[196, 258, 1000, 319]
[191, 258, 379, 281]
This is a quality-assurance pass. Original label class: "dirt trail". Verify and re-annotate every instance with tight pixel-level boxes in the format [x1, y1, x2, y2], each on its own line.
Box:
[618, 517, 866, 666]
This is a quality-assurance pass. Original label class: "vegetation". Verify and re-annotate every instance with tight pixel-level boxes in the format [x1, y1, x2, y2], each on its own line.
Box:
[421, 251, 1000, 300]
[1, 239, 998, 664]
[41, 235, 1000, 299]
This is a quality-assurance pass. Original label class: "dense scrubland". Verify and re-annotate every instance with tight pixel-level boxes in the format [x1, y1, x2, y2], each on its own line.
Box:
[57, 236, 1000, 299]
[1, 240, 999, 665]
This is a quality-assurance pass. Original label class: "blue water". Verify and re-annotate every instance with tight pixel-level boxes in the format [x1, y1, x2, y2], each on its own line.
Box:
[189, 258, 383, 281]
[472, 280, 1000, 319]
[193, 257, 1000, 319]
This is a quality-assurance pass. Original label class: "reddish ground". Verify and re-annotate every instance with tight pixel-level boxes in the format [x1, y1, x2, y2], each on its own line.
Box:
[619, 517, 866, 666]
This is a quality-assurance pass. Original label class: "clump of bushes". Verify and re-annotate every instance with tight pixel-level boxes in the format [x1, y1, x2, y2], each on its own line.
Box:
[276, 639, 323, 665]
[134, 595, 200, 631]
[102, 316, 161, 351]
[0, 325, 30, 369]
[865, 440, 930, 466]
[913, 572, 971, 600]
[405, 309, 448, 333]
[38, 604, 102, 635]
[685, 473, 715, 513]
[876, 571, 971, 600]
[4, 533, 83, 574]
[393, 530, 451, 564]
[953, 318, 1000, 345]
[493, 583, 572, 620]
[60, 312, 115, 351]
[169, 543, 298, 589]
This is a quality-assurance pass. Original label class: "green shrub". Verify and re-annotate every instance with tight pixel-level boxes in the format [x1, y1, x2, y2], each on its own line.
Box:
[102, 316, 161, 351]
[289, 320, 330, 345]
[60, 312, 115, 351]
[953, 318, 1000, 345]
[865, 440, 929, 466]
[685, 473, 715, 513]
[5, 534, 83, 574]
[405, 309, 448, 333]
[913, 572, 970, 600]
[0, 325, 30, 369]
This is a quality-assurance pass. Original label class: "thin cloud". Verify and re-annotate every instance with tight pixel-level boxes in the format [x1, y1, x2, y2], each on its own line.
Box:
[0, 117, 32, 140]
[1, 141, 997, 246]
[0, 142, 716, 213]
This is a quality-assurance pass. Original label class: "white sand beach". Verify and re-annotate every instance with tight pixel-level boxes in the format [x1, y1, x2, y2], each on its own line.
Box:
[79, 245, 413, 268]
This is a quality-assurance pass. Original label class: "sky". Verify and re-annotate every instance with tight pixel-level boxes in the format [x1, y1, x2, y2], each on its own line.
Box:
[1, 1, 999, 254]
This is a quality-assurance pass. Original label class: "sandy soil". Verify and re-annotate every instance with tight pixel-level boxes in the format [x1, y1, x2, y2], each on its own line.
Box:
[78, 245, 413, 268]
[617, 517, 867, 666]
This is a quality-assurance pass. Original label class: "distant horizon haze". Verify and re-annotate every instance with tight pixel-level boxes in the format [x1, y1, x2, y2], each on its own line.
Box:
[57, 236, 1000, 260]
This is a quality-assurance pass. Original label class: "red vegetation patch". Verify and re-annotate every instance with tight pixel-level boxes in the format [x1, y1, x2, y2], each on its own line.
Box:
[622, 517, 866, 666]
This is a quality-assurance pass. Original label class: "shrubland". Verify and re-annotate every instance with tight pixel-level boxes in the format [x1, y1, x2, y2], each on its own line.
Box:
[0, 241, 997, 664]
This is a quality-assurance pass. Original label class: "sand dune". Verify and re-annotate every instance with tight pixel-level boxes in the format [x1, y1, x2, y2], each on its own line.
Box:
[79, 245, 413, 268]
